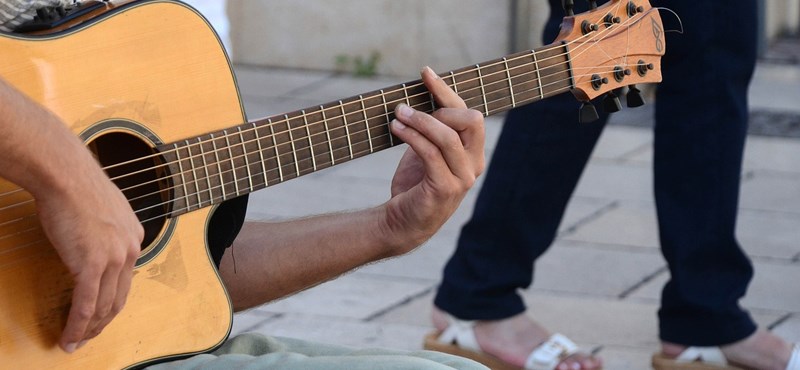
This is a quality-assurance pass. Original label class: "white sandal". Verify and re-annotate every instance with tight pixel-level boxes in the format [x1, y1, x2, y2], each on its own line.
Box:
[423, 315, 588, 370]
[651, 343, 800, 370]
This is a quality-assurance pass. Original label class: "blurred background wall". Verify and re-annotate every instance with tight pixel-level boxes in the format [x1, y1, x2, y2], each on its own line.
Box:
[186, 0, 800, 77]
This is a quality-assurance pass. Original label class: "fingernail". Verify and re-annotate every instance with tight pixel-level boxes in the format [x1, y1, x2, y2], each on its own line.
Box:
[572, 362, 581, 370]
[422, 66, 440, 79]
[396, 104, 413, 119]
[77, 340, 88, 350]
[64, 342, 78, 353]
[392, 119, 406, 130]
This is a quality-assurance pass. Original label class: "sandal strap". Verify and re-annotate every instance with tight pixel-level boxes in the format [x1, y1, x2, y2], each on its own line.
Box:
[436, 316, 481, 352]
[787, 344, 800, 370]
[523, 333, 579, 370]
[675, 346, 728, 366]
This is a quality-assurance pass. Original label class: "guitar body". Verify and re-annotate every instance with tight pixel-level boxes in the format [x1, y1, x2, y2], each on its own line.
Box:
[0, 1, 242, 368]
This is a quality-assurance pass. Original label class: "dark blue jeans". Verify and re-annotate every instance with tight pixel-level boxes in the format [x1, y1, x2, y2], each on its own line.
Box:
[434, 0, 758, 346]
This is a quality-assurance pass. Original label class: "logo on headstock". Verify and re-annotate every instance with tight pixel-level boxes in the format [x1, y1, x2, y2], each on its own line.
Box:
[651, 17, 664, 52]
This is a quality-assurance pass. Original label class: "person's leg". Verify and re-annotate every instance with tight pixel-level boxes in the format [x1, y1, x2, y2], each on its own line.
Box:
[146, 333, 488, 370]
[653, 0, 795, 368]
[434, 93, 608, 321]
[432, 1, 609, 368]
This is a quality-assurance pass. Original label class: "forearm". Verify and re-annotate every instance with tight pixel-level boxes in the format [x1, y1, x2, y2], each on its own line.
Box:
[219, 205, 408, 311]
[0, 78, 98, 198]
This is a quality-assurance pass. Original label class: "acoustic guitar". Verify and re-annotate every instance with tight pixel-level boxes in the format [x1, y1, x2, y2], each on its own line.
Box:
[0, 0, 664, 368]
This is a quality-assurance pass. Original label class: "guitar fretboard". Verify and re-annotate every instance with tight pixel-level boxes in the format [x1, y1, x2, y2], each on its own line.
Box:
[161, 44, 572, 217]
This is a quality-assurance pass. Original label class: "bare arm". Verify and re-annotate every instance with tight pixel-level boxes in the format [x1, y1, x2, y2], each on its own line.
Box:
[218, 67, 485, 310]
[0, 78, 143, 353]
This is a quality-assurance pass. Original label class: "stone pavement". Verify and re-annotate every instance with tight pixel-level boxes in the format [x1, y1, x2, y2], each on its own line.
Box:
[226, 54, 800, 369]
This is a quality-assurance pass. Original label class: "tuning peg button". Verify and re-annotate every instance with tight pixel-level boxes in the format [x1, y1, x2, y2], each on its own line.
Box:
[626, 85, 646, 108]
[563, 0, 575, 16]
[580, 102, 600, 123]
[603, 92, 622, 113]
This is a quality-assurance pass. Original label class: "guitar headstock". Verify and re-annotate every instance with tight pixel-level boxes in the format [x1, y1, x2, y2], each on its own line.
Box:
[554, 0, 665, 106]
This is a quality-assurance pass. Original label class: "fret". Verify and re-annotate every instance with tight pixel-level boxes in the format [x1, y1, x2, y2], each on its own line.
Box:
[502, 57, 516, 108]
[252, 122, 269, 187]
[450, 71, 459, 93]
[531, 50, 545, 99]
[429, 92, 436, 112]
[380, 90, 393, 146]
[173, 142, 190, 211]
[402, 83, 411, 106]
[359, 95, 374, 153]
[222, 130, 239, 196]
[535, 45, 572, 99]
[320, 105, 335, 165]
[237, 126, 254, 192]
[301, 110, 317, 171]
[185, 139, 203, 208]
[209, 133, 227, 200]
[268, 119, 284, 181]
[197, 137, 213, 206]
[284, 114, 301, 177]
[475, 64, 489, 116]
[339, 101, 354, 159]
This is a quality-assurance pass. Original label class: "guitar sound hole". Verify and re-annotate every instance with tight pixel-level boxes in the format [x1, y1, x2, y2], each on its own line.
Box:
[87, 132, 172, 251]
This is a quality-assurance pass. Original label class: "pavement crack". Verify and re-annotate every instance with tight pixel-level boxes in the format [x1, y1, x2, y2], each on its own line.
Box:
[618, 265, 668, 299]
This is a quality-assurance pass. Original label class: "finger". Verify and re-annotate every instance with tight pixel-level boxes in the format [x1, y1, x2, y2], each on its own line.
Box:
[84, 260, 126, 340]
[390, 119, 451, 185]
[431, 108, 485, 176]
[421, 66, 467, 109]
[60, 269, 101, 353]
[393, 104, 472, 182]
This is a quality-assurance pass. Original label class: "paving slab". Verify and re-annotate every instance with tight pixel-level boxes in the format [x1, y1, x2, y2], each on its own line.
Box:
[628, 260, 800, 313]
[590, 125, 653, 161]
[772, 315, 800, 343]
[749, 63, 800, 113]
[234, 66, 332, 100]
[531, 241, 665, 298]
[736, 209, 800, 260]
[563, 200, 660, 250]
[573, 162, 654, 202]
[744, 135, 800, 174]
[254, 273, 433, 320]
[739, 171, 800, 214]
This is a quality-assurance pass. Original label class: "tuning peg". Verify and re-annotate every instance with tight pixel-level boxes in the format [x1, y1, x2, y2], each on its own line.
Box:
[602, 92, 622, 113]
[626, 85, 646, 108]
[579, 102, 600, 123]
[563, 0, 575, 16]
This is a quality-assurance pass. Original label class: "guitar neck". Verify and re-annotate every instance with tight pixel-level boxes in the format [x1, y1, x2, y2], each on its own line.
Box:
[160, 43, 572, 217]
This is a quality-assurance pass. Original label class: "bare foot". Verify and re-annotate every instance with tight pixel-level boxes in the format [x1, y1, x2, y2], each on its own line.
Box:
[662, 329, 793, 370]
[432, 307, 602, 370]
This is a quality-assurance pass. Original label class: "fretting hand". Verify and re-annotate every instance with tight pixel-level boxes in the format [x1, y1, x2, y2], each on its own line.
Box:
[382, 66, 485, 253]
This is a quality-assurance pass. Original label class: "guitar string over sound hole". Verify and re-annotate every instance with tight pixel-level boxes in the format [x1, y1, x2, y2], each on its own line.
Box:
[86, 132, 172, 253]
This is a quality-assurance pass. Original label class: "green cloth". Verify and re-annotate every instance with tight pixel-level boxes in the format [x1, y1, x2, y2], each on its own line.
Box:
[146, 333, 488, 370]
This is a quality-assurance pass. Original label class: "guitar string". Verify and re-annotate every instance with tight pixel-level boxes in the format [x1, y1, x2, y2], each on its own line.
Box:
[0, 4, 649, 243]
[107, 63, 639, 214]
[91, 3, 633, 176]
[0, 71, 597, 241]
[0, 11, 641, 233]
[0, 62, 627, 232]
[0, 5, 632, 205]
[105, 9, 640, 193]
[0, 6, 641, 226]
[113, 6, 642, 200]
